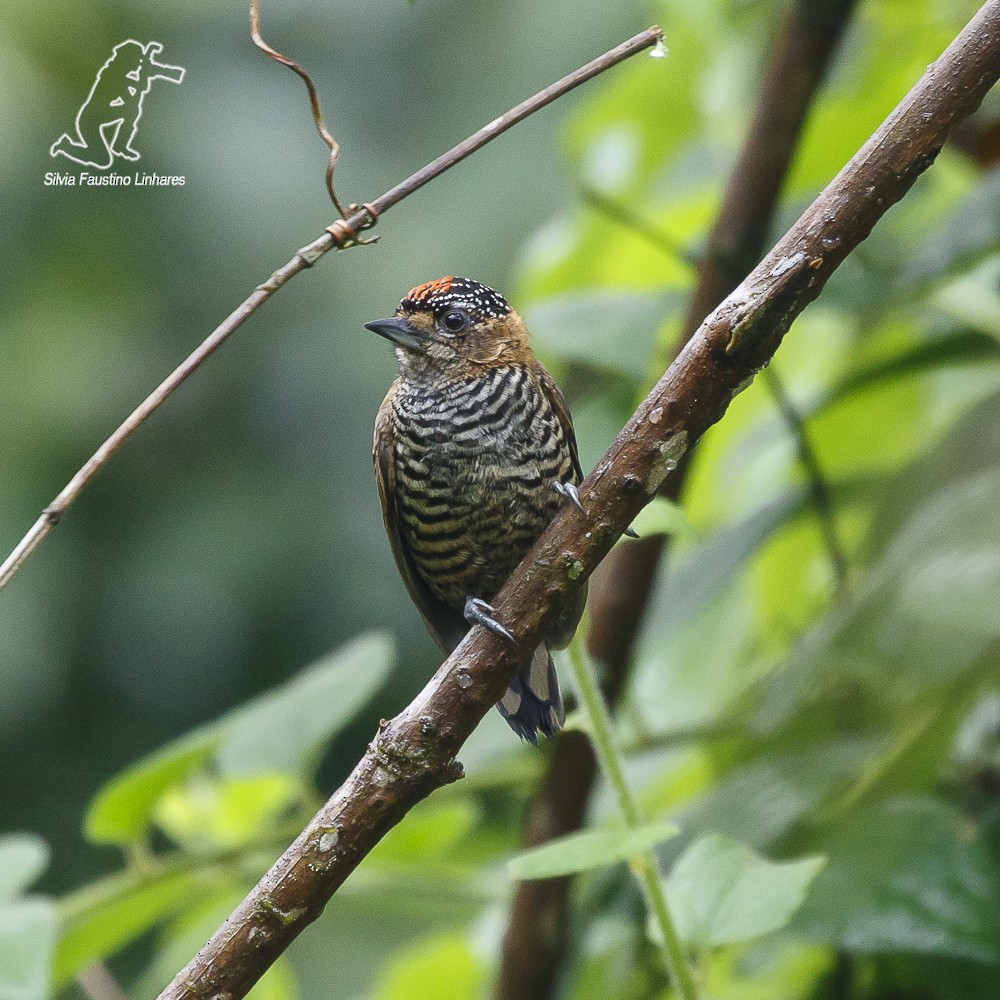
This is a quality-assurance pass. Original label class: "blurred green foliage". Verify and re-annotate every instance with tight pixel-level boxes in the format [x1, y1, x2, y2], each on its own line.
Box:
[508, 821, 679, 880]
[3, 0, 1000, 998]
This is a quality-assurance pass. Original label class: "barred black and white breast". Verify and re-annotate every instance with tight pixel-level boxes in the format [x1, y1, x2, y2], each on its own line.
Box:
[369, 277, 587, 742]
[388, 363, 576, 609]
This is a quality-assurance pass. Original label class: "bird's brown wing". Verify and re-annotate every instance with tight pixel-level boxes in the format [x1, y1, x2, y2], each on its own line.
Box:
[536, 362, 583, 484]
[535, 362, 588, 649]
[373, 384, 468, 653]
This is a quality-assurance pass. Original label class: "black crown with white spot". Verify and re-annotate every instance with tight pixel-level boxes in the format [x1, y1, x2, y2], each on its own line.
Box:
[400, 276, 511, 320]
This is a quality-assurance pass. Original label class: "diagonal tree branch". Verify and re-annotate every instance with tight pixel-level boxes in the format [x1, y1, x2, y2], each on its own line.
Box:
[494, 1, 858, 996]
[0, 26, 664, 594]
[157, 5, 1000, 998]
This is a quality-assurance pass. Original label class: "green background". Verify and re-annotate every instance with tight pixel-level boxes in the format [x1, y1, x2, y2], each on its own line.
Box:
[3, 1, 1000, 998]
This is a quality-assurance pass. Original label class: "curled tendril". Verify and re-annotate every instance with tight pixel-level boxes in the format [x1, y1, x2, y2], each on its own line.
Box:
[250, 0, 350, 218]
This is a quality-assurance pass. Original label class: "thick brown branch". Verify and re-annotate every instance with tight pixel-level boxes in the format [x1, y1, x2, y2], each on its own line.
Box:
[0, 26, 664, 594]
[494, 2, 857, 996]
[157, 6, 1000, 998]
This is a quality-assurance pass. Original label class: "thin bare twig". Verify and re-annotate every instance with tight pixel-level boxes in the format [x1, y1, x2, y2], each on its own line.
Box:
[156, 7, 1000, 998]
[0, 26, 665, 594]
[494, 2, 858, 996]
[761, 365, 849, 591]
[249, 0, 350, 217]
[581, 186, 697, 270]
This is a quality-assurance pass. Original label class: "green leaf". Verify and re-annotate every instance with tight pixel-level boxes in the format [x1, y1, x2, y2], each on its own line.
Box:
[786, 8, 960, 196]
[154, 773, 303, 852]
[85, 730, 219, 846]
[643, 489, 807, 633]
[369, 801, 480, 865]
[563, 13, 710, 193]
[631, 490, 807, 735]
[932, 257, 1000, 340]
[371, 934, 484, 1000]
[662, 835, 824, 948]
[908, 167, 1000, 282]
[84, 633, 394, 846]
[0, 900, 56, 1000]
[54, 870, 198, 987]
[247, 958, 299, 1000]
[508, 821, 678, 880]
[791, 797, 1000, 961]
[679, 741, 876, 851]
[523, 290, 680, 382]
[627, 497, 691, 540]
[0, 836, 49, 902]
[700, 941, 832, 1000]
[811, 329, 1000, 418]
[755, 391, 1000, 734]
[216, 632, 394, 775]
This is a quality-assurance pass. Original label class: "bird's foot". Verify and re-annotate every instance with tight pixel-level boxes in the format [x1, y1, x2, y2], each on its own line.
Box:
[553, 480, 586, 514]
[464, 597, 515, 643]
[554, 480, 639, 537]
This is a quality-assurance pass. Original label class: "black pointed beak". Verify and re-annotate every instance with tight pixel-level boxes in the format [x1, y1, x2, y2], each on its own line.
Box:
[365, 316, 427, 351]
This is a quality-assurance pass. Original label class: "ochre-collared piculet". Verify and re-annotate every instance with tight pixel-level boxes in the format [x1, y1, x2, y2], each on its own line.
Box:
[367, 276, 586, 743]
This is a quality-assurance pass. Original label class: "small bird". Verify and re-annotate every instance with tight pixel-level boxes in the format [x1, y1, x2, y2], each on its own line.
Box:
[367, 276, 587, 743]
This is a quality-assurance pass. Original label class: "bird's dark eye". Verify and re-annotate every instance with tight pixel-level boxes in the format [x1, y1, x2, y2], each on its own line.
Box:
[441, 309, 470, 333]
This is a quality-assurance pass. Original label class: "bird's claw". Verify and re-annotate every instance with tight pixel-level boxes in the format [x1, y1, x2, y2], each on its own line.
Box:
[553, 480, 586, 515]
[553, 480, 636, 535]
[464, 597, 515, 643]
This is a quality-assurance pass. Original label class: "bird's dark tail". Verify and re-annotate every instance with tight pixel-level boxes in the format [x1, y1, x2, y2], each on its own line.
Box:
[496, 643, 564, 744]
